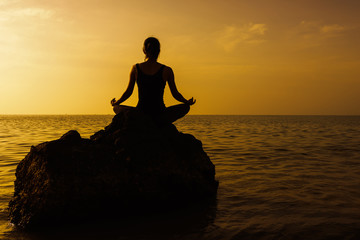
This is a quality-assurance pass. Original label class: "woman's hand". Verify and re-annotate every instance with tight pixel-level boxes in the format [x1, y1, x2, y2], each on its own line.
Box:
[111, 98, 117, 106]
[186, 97, 196, 105]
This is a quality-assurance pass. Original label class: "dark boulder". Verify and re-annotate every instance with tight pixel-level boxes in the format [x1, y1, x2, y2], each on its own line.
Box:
[9, 107, 218, 229]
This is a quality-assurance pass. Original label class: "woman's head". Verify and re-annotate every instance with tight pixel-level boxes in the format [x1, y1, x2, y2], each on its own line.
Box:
[143, 37, 160, 60]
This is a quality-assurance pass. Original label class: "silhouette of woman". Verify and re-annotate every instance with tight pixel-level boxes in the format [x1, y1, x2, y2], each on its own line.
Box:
[111, 37, 196, 124]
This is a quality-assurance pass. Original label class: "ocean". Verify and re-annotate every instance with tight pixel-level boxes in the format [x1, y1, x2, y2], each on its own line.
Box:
[1, 115, 360, 240]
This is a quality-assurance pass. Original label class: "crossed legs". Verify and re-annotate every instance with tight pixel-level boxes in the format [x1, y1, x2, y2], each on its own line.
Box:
[159, 104, 190, 124]
[113, 104, 190, 124]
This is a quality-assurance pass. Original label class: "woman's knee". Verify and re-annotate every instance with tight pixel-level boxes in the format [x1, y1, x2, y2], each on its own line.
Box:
[183, 104, 190, 114]
[174, 103, 190, 116]
[113, 105, 135, 114]
[113, 105, 122, 114]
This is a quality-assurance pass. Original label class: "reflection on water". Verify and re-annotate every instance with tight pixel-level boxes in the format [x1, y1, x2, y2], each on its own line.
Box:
[3, 198, 217, 240]
[1, 115, 360, 239]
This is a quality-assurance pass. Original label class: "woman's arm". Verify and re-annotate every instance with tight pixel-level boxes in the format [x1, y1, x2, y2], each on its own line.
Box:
[165, 67, 196, 105]
[111, 65, 137, 106]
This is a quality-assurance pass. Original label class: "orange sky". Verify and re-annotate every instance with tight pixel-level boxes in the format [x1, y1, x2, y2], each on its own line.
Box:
[1, 0, 359, 114]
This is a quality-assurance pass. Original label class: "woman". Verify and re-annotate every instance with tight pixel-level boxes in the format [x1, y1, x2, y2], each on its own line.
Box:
[111, 37, 196, 124]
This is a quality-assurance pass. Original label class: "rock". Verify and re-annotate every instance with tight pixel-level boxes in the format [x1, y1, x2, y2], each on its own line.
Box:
[8, 107, 218, 229]
[59, 129, 81, 142]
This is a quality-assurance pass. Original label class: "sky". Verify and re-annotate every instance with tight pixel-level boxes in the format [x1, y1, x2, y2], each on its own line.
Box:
[1, 0, 359, 115]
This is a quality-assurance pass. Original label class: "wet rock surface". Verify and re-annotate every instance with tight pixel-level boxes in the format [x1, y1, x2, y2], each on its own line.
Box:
[9, 107, 218, 229]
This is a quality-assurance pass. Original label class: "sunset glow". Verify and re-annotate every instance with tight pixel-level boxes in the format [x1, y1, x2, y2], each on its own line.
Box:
[1, 0, 359, 114]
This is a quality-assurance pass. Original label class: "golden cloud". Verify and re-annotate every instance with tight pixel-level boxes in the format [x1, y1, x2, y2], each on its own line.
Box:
[217, 23, 267, 52]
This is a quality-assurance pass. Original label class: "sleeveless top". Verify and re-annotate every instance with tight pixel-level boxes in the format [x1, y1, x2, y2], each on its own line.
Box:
[135, 64, 166, 115]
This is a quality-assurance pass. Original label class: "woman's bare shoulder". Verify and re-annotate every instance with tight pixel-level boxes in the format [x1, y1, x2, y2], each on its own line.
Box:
[130, 64, 138, 72]
[162, 65, 174, 82]
[162, 65, 173, 74]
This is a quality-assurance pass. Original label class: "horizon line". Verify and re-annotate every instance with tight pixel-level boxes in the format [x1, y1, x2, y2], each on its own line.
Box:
[1, 114, 360, 116]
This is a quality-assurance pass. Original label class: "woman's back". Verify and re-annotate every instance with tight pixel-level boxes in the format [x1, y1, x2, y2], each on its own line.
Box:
[136, 63, 166, 115]
[137, 61, 163, 75]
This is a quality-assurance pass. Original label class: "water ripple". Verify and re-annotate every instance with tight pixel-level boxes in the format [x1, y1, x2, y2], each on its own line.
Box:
[0, 115, 360, 239]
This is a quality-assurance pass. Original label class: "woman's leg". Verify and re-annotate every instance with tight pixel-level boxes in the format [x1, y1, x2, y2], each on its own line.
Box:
[113, 105, 134, 114]
[160, 104, 190, 124]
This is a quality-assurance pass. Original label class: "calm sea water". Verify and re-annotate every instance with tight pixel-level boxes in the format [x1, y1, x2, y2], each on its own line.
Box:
[1, 115, 360, 240]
